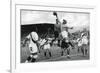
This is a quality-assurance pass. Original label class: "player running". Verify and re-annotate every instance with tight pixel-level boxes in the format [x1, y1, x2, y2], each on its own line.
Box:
[25, 31, 39, 63]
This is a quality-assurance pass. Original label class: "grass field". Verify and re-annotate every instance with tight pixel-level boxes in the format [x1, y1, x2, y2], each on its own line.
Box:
[21, 44, 89, 63]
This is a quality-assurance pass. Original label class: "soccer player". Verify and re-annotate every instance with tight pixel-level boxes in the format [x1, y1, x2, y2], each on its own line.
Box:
[53, 12, 74, 58]
[25, 31, 39, 63]
[60, 19, 74, 57]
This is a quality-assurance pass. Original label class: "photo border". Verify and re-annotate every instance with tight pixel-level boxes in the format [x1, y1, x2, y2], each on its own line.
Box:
[11, 3, 96, 73]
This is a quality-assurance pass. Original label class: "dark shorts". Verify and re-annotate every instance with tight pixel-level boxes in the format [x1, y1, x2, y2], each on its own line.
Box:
[61, 40, 69, 49]
[31, 52, 38, 56]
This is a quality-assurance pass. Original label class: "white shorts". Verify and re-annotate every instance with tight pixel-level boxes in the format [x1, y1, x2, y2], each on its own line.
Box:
[30, 53, 38, 58]
[44, 44, 51, 50]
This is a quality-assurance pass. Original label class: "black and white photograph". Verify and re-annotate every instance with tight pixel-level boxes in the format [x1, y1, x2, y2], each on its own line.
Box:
[20, 10, 90, 63]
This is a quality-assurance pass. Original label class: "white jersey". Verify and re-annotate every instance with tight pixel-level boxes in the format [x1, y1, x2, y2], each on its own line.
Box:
[61, 30, 68, 39]
[77, 36, 88, 47]
[82, 36, 88, 45]
[39, 38, 51, 50]
[39, 39, 47, 46]
[27, 32, 39, 54]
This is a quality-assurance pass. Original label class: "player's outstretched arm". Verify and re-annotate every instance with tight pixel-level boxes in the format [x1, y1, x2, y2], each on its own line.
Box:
[53, 11, 61, 24]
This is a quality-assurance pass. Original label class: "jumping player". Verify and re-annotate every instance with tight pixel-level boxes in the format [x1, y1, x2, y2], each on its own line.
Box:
[53, 12, 74, 58]
[60, 19, 74, 58]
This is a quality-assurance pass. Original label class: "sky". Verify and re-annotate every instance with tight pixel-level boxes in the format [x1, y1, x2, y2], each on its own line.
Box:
[21, 10, 90, 32]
